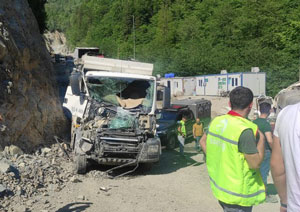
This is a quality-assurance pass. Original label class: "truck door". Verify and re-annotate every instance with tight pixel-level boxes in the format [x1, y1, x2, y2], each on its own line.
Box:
[63, 76, 88, 119]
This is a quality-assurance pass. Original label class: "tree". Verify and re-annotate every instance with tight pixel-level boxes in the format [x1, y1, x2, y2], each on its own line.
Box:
[44, 0, 300, 96]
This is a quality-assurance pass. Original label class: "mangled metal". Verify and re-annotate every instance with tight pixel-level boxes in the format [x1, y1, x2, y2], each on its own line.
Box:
[63, 55, 161, 175]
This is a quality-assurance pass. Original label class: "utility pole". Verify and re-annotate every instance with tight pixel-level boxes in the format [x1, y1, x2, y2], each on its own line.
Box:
[132, 15, 136, 60]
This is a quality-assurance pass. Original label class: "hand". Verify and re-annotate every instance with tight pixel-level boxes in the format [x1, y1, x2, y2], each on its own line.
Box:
[193, 136, 196, 139]
[0, 114, 2, 121]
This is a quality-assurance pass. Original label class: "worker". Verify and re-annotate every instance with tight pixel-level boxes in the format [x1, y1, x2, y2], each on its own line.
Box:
[200, 86, 265, 212]
[177, 115, 187, 156]
[193, 118, 203, 152]
[271, 102, 300, 212]
[253, 102, 277, 203]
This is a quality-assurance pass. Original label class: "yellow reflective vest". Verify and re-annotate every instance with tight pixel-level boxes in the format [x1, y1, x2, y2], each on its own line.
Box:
[178, 120, 186, 136]
[206, 114, 265, 206]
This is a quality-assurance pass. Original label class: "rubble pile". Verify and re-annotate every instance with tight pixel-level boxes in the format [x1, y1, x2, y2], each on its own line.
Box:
[0, 144, 74, 210]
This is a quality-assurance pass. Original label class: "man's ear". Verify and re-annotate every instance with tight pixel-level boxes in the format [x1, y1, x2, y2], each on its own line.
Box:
[249, 102, 253, 109]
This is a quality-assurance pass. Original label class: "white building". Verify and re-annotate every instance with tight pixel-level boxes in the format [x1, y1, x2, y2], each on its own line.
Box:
[195, 72, 266, 96]
[160, 77, 184, 96]
[183, 77, 196, 96]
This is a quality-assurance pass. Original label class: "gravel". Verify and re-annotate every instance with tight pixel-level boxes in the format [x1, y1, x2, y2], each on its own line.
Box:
[0, 143, 74, 211]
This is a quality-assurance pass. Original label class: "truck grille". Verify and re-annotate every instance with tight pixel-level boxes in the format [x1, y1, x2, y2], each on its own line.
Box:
[97, 136, 141, 159]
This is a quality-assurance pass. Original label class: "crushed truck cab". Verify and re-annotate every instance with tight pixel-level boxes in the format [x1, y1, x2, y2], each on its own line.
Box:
[63, 55, 160, 174]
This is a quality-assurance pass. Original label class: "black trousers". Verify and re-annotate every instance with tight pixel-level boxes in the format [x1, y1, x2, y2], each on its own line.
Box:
[219, 201, 253, 212]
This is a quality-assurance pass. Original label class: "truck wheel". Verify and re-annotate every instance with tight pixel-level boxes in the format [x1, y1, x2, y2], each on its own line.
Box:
[166, 135, 177, 150]
[74, 154, 87, 174]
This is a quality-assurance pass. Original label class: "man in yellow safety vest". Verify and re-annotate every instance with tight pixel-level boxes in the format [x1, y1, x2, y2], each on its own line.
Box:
[200, 86, 266, 212]
[177, 115, 187, 156]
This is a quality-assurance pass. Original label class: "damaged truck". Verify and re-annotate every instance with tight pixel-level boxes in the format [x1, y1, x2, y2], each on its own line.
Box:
[63, 55, 163, 174]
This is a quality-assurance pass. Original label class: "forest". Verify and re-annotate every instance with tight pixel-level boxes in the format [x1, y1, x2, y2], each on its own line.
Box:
[33, 0, 300, 96]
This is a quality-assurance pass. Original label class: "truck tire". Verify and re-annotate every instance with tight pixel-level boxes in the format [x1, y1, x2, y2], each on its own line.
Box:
[74, 154, 87, 174]
[166, 135, 177, 150]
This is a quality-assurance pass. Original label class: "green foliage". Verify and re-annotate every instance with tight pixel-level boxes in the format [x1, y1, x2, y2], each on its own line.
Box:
[45, 0, 82, 32]
[45, 0, 300, 96]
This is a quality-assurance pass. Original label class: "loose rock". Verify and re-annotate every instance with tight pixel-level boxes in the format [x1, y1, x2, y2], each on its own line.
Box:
[8, 145, 23, 156]
[0, 143, 73, 211]
[77, 195, 85, 201]
[100, 187, 110, 192]
[70, 176, 82, 183]
[0, 184, 7, 195]
[0, 160, 11, 173]
[41, 147, 51, 155]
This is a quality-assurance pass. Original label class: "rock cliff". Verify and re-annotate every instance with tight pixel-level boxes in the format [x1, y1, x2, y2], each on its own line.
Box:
[0, 1, 68, 151]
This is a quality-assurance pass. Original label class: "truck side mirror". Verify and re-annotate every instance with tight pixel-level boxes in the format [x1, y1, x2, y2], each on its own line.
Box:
[70, 72, 82, 96]
[162, 87, 171, 109]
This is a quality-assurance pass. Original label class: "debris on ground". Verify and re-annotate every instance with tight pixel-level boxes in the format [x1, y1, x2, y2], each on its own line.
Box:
[99, 187, 111, 192]
[0, 143, 74, 211]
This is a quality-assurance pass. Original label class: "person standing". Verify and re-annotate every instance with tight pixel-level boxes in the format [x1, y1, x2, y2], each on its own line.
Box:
[193, 118, 203, 151]
[177, 116, 187, 156]
[253, 102, 277, 203]
[271, 102, 300, 212]
[201, 86, 266, 212]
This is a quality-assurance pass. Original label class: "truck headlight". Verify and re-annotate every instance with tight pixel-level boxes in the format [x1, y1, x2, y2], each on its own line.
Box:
[148, 145, 159, 154]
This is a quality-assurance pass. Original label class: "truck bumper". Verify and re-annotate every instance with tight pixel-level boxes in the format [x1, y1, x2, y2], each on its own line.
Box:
[77, 135, 161, 165]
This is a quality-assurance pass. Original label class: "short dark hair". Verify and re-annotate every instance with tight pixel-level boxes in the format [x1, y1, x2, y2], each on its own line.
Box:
[229, 86, 254, 110]
[259, 102, 271, 114]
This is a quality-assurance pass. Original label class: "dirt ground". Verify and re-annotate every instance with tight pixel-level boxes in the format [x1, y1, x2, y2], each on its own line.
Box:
[15, 147, 279, 212]
[10, 96, 280, 212]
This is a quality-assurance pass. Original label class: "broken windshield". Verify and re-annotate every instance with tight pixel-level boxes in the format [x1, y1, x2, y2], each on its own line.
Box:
[86, 76, 154, 112]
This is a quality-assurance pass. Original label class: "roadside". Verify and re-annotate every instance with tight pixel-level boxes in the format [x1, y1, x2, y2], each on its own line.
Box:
[6, 142, 279, 212]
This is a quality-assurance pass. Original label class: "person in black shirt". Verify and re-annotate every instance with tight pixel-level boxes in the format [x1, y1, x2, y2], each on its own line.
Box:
[253, 102, 277, 203]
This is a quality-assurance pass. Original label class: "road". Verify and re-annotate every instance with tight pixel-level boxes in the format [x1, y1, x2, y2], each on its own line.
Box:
[15, 142, 279, 212]
[30, 62, 279, 212]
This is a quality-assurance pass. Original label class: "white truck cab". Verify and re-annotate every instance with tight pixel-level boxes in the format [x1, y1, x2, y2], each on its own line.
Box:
[63, 55, 161, 174]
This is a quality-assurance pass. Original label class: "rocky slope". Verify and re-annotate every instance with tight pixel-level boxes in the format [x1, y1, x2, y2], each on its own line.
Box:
[0, 0, 68, 151]
[44, 30, 71, 55]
